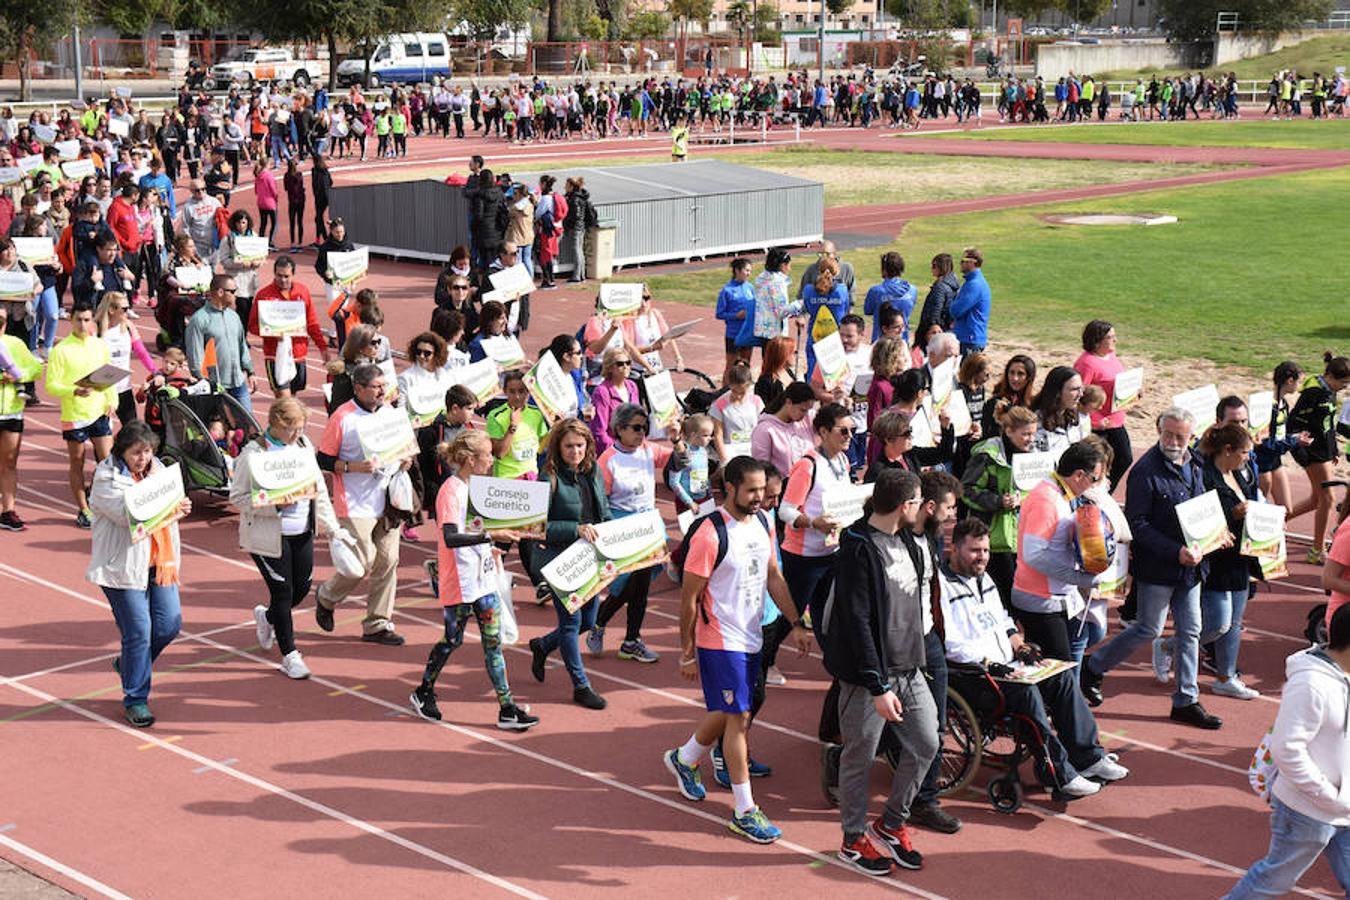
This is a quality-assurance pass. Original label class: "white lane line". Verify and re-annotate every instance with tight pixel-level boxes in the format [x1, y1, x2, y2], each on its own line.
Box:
[4, 677, 546, 900]
[1020, 802, 1335, 900]
[3, 566, 942, 900]
[0, 831, 134, 900]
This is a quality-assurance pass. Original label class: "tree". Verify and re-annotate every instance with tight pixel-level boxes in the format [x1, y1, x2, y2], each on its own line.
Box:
[826, 0, 854, 14]
[624, 10, 670, 39]
[999, 0, 1113, 24]
[547, 0, 562, 41]
[0, 0, 80, 100]
[95, 0, 227, 32]
[453, 0, 533, 41]
[1157, 0, 1332, 41]
[669, 0, 714, 39]
[885, 0, 973, 29]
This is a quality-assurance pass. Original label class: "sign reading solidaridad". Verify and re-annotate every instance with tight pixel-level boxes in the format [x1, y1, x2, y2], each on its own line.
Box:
[125, 463, 186, 543]
[540, 510, 669, 613]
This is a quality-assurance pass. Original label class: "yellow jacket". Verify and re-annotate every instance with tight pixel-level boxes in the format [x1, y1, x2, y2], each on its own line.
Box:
[44, 332, 115, 428]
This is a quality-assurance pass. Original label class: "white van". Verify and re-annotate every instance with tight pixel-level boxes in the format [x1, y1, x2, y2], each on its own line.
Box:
[336, 33, 452, 88]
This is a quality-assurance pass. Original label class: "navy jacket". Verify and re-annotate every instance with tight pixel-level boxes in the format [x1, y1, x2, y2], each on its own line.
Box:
[1124, 444, 1208, 588]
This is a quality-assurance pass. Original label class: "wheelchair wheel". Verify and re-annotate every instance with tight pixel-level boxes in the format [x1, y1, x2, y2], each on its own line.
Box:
[988, 776, 1024, 815]
[937, 686, 982, 797]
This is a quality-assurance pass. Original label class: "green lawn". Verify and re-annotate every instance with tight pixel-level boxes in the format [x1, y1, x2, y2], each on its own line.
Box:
[1093, 34, 1350, 82]
[629, 166, 1350, 373]
[361, 146, 1219, 206]
[928, 117, 1350, 150]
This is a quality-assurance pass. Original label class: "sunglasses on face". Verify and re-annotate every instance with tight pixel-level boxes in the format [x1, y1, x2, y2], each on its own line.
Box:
[415, 348, 434, 358]
[833, 426, 853, 437]
[613, 359, 631, 367]
[624, 422, 649, 434]
[450, 284, 470, 290]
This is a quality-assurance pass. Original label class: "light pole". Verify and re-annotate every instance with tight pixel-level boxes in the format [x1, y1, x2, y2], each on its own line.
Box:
[817, 0, 825, 83]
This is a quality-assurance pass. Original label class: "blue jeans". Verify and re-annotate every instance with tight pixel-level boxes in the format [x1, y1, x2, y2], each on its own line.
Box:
[1200, 588, 1250, 679]
[103, 577, 182, 707]
[517, 243, 533, 280]
[33, 285, 58, 350]
[270, 135, 290, 167]
[1002, 670, 1104, 785]
[1088, 579, 1201, 707]
[1223, 798, 1350, 898]
[537, 594, 600, 690]
[225, 381, 252, 413]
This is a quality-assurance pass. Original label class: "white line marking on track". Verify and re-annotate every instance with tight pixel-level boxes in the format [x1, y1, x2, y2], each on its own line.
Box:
[0, 831, 135, 900]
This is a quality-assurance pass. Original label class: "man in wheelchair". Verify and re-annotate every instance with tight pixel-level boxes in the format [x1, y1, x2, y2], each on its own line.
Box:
[939, 517, 1130, 798]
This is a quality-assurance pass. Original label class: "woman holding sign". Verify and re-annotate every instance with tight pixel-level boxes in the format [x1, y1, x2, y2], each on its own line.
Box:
[529, 419, 614, 709]
[232, 398, 344, 680]
[1074, 321, 1133, 491]
[1031, 366, 1089, 459]
[88, 421, 191, 727]
[410, 431, 539, 731]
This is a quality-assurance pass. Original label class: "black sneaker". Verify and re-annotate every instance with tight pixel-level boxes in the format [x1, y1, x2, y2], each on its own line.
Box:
[869, 819, 923, 870]
[529, 637, 548, 683]
[315, 595, 334, 632]
[362, 628, 405, 646]
[497, 704, 540, 731]
[75, 509, 92, 529]
[908, 803, 962, 834]
[410, 686, 442, 721]
[0, 510, 25, 531]
[1170, 702, 1222, 730]
[837, 833, 894, 877]
[1080, 655, 1104, 708]
[573, 686, 607, 710]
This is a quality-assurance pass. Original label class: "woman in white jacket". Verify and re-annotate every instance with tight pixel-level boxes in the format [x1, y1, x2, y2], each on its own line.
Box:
[1224, 604, 1350, 899]
[88, 421, 191, 728]
[230, 398, 343, 680]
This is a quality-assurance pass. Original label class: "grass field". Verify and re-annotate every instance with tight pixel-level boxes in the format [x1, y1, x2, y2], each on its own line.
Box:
[356, 146, 1221, 206]
[1093, 34, 1350, 81]
[630, 166, 1350, 373]
[927, 117, 1350, 150]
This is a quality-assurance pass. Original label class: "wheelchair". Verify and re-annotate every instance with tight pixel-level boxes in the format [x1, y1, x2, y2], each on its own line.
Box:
[910, 664, 1063, 815]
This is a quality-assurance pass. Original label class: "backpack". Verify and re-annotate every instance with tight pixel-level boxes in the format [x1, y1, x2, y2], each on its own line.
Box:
[1248, 726, 1279, 804]
[669, 509, 771, 613]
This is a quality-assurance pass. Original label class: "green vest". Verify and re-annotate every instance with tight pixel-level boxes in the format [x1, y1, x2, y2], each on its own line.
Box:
[0, 335, 42, 417]
[963, 437, 1018, 553]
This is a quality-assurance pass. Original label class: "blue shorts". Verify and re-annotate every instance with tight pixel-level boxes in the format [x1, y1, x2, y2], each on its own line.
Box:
[63, 415, 112, 443]
[696, 648, 760, 713]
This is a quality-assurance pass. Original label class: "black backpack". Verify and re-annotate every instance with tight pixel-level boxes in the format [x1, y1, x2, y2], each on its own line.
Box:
[669, 509, 772, 622]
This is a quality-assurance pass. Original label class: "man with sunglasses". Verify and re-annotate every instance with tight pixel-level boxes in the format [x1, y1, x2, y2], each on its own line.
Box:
[174, 178, 222, 262]
[1011, 440, 1108, 665]
[478, 242, 529, 335]
[185, 274, 256, 411]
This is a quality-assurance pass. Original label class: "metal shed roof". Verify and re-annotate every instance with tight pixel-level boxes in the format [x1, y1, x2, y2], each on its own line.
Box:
[505, 158, 820, 203]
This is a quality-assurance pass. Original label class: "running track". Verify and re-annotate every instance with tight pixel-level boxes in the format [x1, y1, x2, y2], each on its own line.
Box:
[2, 118, 1347, 899]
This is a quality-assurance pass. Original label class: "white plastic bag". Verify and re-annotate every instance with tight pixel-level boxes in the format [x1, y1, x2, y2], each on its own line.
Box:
[329, 529, 365, 579]
[387, 469, 415, 512]
[273, 335, 297, 388]
[496, 564, 519, 645]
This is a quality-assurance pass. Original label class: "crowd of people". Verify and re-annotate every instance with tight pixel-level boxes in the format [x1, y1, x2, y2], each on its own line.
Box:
[2, 84, 1349, 893]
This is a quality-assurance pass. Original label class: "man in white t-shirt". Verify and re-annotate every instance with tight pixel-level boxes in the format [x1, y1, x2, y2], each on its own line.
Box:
[663, 457, 810, 844]
[315, 363, 411, 645]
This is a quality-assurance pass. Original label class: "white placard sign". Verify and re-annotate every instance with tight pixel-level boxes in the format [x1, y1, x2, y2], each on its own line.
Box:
[644, 369, 680, 427]
[11, 237, 56, 267]
[1012, 451, 1057, 493]
[232, 235, 270, 263]
[61, 158, 96, 179]
[523, 350, 578, 422]
[947, 387, 973, 437]
[487, 263, 534, 301]
[1175, 490, 1228, 556]
[598, 282, 643, 319]
[327, 247, 369, 285]
[54, 139, 80, 160]
[1172, 384, 1220, 433]
[479, 335, 526, 370]
[255, 300, 308, 337]
[1111, 367, 1144, 413]
[107, 118, 130, 137]
[248, 445, 321, 506]
[174, 265, 213, 293]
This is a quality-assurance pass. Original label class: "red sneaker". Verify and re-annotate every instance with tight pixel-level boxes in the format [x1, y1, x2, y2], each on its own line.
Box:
[869, 818, 923, 870]
[837, 832, 893, 876]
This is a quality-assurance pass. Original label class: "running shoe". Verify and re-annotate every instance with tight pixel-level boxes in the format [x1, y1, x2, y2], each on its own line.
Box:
[710, 744, 731, 788]
[1306, 548, 1327, 565]
[279, 650, 311, 680]
[1212, 678, 1260, 700]
[361, 624, 404, 645]
[401, 525, 419, 542]
[497, 704, 540, 731]
[748, 758, 772, 778]
[535, 582, 553, 606]
[907, 803, 962, 834]
[838, 832, 894, 876]
[1151, 637, 1172, 683]
[764, 665, 787, 686]
[1081, 756, 1130, 782]
[586, 625, 605, 656]
[663, 748, 706, 801]
[0, 510, 26, 531]
[1060, 775, 1103, 798]
[124, 704, 155, 728]
[75, 508, 92, 529]
[728, 807, 782, 844]
[573, 687, 607, 709]
[869, 819, 923, 870]
[618, 639, 659, 663]
[410, 685, 442, 721]
[254, 605, 275, 650]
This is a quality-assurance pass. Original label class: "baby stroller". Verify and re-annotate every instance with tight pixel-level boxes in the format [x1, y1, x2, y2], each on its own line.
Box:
[151, 385, 262, 494]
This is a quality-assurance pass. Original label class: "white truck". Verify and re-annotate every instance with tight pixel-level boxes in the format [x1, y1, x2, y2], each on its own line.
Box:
[207, 47, 319, 90]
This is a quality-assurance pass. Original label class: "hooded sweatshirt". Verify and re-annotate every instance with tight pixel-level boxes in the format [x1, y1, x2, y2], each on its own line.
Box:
[1272, 647, 1350, 826]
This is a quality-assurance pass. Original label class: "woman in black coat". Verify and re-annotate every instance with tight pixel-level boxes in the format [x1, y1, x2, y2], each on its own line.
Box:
[470, 170, 508, 267]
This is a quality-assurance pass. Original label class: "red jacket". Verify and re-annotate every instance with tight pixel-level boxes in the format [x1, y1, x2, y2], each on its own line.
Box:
[249, 280, 328, 362]
[106, 197, 142, 255]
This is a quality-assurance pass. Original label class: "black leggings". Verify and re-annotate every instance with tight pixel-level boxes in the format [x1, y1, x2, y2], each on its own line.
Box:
[987, 550, 1016, 610]
[287, 201, 305, 245]
[1014, 609, 1075, 661]
[596, 567, 652, 642]
[1094, 426, 1133, 493]
[115, 389, 138, 425]
[259, 208, 278, 245]
[251, 530, 314, 655]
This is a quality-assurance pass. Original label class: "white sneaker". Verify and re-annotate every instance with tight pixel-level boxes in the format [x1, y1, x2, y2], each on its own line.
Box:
[1212, 678, 1260, 700]
[1060, 775, 1102, 797]
[280, 650, 311, 679]
[254, 605, 274, 650]
[765, 666, 788, 686]
[1151, 637, 1173, 683]
[1080, 756, 1130, 782]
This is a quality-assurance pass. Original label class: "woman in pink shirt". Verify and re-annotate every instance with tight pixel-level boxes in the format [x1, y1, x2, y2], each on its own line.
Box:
[750, 381, 817, 480]
[253, 161, 279, 249]
[589, 347, 640, 453]
[1073, 319, 1131, 491]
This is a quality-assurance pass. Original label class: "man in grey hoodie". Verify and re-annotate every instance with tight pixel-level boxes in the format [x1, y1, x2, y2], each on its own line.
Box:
[1224, 604, 1350, 898]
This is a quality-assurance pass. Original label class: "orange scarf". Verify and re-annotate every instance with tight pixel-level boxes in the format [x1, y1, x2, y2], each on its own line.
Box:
[133, 469, 180, 586]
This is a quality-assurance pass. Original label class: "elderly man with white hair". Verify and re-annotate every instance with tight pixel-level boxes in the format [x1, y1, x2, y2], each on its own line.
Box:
[1081, 406, 1227, 730]
[796, 239, 856, 301]
[918, 330, 960, 397]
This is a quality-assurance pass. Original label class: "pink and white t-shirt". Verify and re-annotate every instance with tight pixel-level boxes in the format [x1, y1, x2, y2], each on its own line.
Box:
[710, 391, 763, 455]
[434, 477, 495, 607]
[686, 508, 776, 652]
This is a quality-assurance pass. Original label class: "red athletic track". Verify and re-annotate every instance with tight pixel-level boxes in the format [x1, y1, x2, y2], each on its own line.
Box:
[2, 118, 1347, 900]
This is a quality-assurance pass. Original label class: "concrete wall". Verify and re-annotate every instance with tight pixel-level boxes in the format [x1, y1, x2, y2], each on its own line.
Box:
[1036, 40, 1205, 79]
[1214, 32, 1306, 66]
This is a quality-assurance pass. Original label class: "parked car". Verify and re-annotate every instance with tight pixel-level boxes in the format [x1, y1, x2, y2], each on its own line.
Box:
[209, 47, 317, 90]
